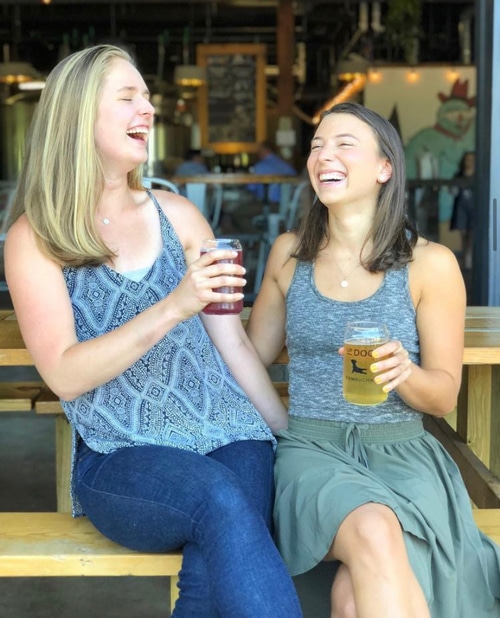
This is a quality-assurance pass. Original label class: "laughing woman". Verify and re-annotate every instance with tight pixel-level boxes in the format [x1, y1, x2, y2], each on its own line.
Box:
[247, 102, 500, 617]
[4, 44, 302, 618]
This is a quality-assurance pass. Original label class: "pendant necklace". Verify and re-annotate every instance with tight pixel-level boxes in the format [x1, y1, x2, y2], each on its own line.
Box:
[333, 258, 362, 288]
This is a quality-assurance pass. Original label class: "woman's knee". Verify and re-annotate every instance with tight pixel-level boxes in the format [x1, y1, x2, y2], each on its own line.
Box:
[335, 503, 404, 563]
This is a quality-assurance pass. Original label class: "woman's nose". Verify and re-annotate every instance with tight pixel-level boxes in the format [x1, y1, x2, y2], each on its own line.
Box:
[141, 99, 155, 116]
[317, 146, 334, 161]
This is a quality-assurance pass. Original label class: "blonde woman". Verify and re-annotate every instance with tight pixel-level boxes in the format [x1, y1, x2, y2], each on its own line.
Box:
[5, 45, 302, 618]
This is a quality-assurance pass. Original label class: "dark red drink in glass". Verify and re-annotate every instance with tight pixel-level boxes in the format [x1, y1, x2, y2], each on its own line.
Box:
[200, 238, 244, 314]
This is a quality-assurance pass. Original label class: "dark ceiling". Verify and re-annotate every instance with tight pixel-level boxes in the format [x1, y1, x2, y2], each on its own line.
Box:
[1, 1, 475, 81]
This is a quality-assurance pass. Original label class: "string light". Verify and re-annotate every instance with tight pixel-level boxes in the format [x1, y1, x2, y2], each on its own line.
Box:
[406, 69, 420, 84]
[368, 69, 382, 84]
[312, 73, 367, 124]
[446, 67, 460, 82]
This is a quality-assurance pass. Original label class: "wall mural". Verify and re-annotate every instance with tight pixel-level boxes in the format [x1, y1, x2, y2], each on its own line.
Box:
[364, 67, 476, 248]
[404, 79, 476, 182]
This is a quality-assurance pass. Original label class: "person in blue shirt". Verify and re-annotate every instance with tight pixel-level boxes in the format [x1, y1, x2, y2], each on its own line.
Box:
[247, 141, 297, 205]
[174, 148, 209, 177]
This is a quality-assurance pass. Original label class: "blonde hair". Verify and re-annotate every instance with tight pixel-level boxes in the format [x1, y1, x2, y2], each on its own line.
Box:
[10, 44, 144, 266]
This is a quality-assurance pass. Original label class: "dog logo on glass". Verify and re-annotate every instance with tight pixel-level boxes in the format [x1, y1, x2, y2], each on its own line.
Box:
[351, 360, 367, 375]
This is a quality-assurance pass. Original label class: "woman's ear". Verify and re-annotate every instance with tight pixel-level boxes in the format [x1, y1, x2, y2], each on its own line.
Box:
[377, 160, 392, 184]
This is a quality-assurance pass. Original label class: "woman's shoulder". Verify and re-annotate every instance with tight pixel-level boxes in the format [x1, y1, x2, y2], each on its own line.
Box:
[145, 188, 210, 230]
[267, 231, 300, 293]
[408, 237, 464, 301]
[269, 231, 299, 266]
[143, 188, 214, 262]
[411, 237, 460, 270]
[143, 187, 193, 213]
[5, 213, 35, 249]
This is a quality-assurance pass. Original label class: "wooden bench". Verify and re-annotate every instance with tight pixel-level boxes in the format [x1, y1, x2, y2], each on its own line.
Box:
[0, 511, 498, 575]
[0, 381, 43, 412]
[0, 512, 182, 612]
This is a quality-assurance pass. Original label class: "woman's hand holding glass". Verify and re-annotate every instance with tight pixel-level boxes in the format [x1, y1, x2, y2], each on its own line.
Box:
[340, 337, 412, 402]
[170, 247, 246, 321]
[368, 340, 412, 394]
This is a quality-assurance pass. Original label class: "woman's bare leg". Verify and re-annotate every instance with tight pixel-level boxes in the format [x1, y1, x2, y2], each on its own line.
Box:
[330, 563, 356, 618]
[325, 503, 430, 618]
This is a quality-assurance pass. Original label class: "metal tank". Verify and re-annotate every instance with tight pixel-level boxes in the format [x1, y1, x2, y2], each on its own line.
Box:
[0, 90, 39, 182]
[143, 90, 192, 177]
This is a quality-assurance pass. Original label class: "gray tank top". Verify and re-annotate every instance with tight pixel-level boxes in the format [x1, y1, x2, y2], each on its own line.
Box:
[286, 261, 422, 423]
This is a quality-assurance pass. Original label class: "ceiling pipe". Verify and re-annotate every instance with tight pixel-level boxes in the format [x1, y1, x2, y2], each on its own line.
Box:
[458, 7, 474, 66]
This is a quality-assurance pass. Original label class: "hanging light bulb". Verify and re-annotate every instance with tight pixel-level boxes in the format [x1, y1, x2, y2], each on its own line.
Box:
[174, 25, 206, 88]
[0, 61, 43, 86]
[174, 65, 206, 87]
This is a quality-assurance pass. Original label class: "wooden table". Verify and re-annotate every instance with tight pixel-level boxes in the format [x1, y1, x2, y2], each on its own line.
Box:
[170, 174, 305, 296]
[170, 173, 303, 220]
[1, 306, 500, 474]
[459, 307, 500, 476]
[170, 173, 303, 186]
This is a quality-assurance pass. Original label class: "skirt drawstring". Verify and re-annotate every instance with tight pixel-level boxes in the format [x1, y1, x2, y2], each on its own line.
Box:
[345, 423, 369, 468]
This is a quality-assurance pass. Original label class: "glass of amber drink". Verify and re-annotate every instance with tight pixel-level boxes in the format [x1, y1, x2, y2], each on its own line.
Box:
[200, 238, 244, 315]
[343, 321, 390, 405]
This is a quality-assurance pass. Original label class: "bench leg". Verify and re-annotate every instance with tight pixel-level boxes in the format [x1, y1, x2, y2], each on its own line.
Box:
[56, 412, 182, 613]
[170, 575, 179, 613]
[56, 415, 72, 513]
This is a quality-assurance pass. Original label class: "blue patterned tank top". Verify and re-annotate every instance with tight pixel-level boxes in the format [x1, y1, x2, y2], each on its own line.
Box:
[286, 261, 421, 423]
[62, 192, 274, 487]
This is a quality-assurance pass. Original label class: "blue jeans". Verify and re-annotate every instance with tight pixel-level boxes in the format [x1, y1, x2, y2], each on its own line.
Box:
[75, 439, 303, 618]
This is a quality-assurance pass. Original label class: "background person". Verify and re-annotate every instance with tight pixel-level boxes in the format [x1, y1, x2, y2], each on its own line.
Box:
[247, 102, 500, 617]
[174, 148, 210, 177]
[4, 44, 302, 618]
[223, 141, 298, 235]
[450, 150, 475, 270]
[246, 140, 297, 206]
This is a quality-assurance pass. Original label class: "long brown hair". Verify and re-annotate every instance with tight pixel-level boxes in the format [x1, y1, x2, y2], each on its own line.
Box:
[292, 102, 418, 271]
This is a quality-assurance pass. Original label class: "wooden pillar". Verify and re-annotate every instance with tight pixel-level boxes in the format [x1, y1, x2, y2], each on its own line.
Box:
[276, 0, 297, 164]
[276, 0, 294, 117]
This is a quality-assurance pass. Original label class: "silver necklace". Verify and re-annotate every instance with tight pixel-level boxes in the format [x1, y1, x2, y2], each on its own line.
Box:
[333, 258, 361, 288]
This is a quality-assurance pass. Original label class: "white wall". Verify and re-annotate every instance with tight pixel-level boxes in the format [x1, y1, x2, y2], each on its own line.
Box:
[364, 65, 476, 144]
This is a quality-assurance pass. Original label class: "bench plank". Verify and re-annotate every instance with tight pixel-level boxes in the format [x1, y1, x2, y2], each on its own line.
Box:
[0, 382, 43, 412]
[0, 510, 497, 578]
[424, 416, 500, 508]
[0, 512, 183, 577]
[35, 386, 63, 414]
[472, 509, 500, 544]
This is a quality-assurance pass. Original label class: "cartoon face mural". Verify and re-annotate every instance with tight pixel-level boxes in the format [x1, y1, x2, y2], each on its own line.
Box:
[404, 79, 476, 225]
[405, 79, 476, 181]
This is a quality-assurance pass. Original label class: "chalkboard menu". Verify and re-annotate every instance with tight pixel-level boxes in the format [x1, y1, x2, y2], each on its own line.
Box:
[197, 44, 266, 154]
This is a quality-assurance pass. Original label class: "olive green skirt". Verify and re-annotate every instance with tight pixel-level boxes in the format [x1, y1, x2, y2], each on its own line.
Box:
[274, 416, 500, 617]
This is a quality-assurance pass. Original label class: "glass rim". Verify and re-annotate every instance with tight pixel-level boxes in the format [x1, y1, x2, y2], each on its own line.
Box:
[201, 238, 242, 249]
